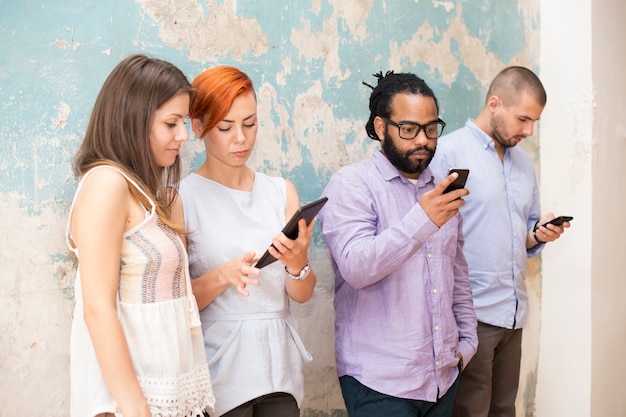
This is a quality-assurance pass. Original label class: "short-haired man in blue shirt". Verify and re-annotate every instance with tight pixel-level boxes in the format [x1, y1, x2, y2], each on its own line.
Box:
[430, 66, 570, 417]
[319, 71, 478, 417]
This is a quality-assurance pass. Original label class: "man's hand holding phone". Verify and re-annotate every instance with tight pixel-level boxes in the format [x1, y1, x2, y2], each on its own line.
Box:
[541, 215, 573, 228]
[443, 168, 470, 194]
[419, 169, 470, 227]
[532, 213, 572, 244]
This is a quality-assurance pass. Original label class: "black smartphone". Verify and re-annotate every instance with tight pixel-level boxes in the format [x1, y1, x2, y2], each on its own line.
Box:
[254, 196, 329, 269]
[541, 215, 573, 228]
[443, 168, 470, 194]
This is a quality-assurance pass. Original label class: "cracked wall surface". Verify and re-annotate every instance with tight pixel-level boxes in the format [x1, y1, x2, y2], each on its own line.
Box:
[0, 1, 539, 415]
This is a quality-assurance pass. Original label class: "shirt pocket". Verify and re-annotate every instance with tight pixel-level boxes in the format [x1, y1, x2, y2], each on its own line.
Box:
[202, 320, 242, 366]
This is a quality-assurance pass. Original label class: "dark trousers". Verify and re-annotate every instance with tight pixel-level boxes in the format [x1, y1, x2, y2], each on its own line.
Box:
[221, 392, 299, 417]
[452, 322, 523, 417]
[339, 374, 460, 417]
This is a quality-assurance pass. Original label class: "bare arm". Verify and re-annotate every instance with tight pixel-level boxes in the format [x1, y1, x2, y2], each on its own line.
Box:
[269, 180, 316, 303]
[71, 168, 151, 417]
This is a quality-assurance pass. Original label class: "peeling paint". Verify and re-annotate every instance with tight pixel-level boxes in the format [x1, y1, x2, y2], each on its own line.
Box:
[434, 1, 455, 13]
[54, 39, 67, 49]
[136, 0, 270, 62]
[328, 0, 373, 43]
[51, 102, 71, 130]
[290, 18, 351, 84]
[389, 20, 461, 86]
[276, 56, 292, 87]
[1, 1, 540, 414]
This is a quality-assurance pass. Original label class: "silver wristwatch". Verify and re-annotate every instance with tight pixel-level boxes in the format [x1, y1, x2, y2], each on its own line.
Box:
[285, 263, 311, 281]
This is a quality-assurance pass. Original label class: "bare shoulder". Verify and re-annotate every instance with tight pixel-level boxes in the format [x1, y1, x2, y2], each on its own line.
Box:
[284, 178, 298, 198]
[75, 166, 133, 210]
[70, 166, 136, 241]
[284, 179, 301, 218]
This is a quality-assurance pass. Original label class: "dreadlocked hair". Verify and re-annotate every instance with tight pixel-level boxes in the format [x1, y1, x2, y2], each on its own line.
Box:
[363, 70, 439, 141]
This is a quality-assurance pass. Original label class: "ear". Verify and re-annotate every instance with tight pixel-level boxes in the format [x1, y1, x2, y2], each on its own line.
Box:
[191, 118, 204, 138]
[373, 116, 387, 141]
[486, 95, 502, 114]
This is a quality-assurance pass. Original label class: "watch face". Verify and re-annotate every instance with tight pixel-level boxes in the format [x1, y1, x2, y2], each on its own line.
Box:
[286, 263, 310, 280]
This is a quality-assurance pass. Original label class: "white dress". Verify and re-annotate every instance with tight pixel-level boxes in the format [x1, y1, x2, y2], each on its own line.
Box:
[178, 172, 312, 417]
[66, 165, 215, 417]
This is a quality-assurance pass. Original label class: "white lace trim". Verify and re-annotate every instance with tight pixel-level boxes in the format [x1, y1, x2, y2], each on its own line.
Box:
[114, 364, 215, 417]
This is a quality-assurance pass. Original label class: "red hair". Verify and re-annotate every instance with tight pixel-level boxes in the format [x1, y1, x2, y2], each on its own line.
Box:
[190, 66, 255, 137]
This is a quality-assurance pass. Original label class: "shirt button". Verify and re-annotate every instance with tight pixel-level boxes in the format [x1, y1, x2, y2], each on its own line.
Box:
[434, 325, 440, 331]
[428, 253, 433, 259]
[436, 361, 440, 366]
[432, 288, 437, 294]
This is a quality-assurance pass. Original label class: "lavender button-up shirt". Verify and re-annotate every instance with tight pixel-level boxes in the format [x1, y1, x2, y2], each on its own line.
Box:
[319, 150, 478, 402]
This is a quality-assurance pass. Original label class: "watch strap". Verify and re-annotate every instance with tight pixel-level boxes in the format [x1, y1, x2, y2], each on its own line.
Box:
[285, 263, 311, 281]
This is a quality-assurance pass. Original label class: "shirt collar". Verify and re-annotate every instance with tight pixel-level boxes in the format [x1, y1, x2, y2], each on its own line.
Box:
[466, 118, 496, 151]
[372, 149, 436, 187]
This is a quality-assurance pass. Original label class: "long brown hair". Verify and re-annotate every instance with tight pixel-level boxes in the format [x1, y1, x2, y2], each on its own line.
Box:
[74, 54, 192, 226]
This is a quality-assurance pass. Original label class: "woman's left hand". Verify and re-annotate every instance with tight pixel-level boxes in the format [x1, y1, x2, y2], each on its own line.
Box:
[268, 218, 314, 274]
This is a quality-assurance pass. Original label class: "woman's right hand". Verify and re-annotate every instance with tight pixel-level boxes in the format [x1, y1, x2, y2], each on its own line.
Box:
[192, 251, 261, 308]
[218, 251, 261, 297]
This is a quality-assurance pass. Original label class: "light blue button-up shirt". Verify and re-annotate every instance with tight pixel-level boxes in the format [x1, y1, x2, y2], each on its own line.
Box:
[319, 150, 478, 402]
[430, 119, 543, 330]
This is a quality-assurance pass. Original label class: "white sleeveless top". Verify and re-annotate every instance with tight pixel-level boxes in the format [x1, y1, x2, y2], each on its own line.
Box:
[178, 172, 312, 416]
[66, 165, 215, 417]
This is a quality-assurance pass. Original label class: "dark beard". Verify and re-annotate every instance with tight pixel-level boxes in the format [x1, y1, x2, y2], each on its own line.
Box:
[381, 129, 435, 175]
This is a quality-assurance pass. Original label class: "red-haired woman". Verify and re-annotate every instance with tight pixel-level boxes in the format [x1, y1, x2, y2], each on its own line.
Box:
[171, 66, 316, 417]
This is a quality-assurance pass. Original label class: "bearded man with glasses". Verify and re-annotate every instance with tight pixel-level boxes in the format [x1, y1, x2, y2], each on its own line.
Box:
[318, 71, 478, 417]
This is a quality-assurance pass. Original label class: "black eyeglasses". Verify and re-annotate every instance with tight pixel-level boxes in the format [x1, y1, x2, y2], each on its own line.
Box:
[381, 116, 446, 140]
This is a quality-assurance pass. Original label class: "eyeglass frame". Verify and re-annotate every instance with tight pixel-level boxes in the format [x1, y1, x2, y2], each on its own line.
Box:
[380, 116, 446, 140]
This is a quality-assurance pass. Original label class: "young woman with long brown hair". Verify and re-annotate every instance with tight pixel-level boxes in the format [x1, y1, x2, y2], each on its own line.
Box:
[66, 54, 214, 417]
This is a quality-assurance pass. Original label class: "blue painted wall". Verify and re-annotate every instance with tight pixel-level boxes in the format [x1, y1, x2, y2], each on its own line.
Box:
[0, 1, 537, 415]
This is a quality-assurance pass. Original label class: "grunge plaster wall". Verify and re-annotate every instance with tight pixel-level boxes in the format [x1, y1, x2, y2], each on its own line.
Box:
[0, 1, 543, 415]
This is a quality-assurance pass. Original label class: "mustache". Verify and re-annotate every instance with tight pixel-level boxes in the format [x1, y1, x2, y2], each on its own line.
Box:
[406, 145, 434, 156]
